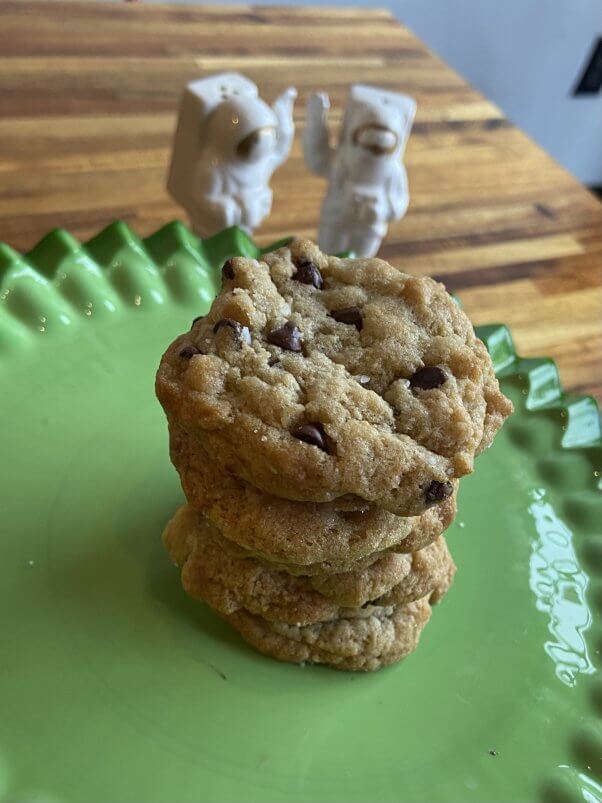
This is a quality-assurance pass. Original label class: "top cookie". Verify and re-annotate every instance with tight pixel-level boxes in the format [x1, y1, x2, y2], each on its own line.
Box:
[156, 239, 512, 516]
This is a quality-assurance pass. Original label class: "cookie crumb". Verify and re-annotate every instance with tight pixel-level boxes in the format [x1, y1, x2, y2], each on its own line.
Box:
[488, 749, 498, 757]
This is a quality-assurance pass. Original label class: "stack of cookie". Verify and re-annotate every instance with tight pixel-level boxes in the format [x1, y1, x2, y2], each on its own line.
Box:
[156, 240, 512, 671]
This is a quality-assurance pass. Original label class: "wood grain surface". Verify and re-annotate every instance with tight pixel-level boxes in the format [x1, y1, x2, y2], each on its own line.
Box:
[0, 1, 600, 401]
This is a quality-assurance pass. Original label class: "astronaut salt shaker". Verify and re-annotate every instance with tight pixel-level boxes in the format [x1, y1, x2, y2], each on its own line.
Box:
[167, 72, 296, 237]
[303, 84, 416, 257]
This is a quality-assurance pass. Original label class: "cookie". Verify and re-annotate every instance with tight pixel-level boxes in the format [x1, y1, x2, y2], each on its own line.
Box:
[163, 507, 454, 623]
[156, 239, 512, 516]
[164, 508, 342, 625]
[222, 599, 432, 671]
[170, 422, 458, 571]
[374, 537, 456, 607]
[318, 535, 455, 608]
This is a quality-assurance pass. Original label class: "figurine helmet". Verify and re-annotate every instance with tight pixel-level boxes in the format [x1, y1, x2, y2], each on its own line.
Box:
[205, 97, 278, 163]
[341, 84, 416, 159]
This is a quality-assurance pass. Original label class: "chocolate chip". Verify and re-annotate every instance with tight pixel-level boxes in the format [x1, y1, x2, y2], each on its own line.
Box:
[213, 318, 252, 345]
[410, 366, 447, 390]
[267, 321, 302, 352]
[330, 306, 363, 331]
[222, 259, 235, 280]
[179, 345, 201, 359]
[425, 480, 453, 505]
[293, 261, 323, 289]
[292, 422, 328, 451]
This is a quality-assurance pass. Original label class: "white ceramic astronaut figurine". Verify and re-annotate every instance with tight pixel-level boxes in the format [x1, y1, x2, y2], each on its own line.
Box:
[303, 84, 416, 257]
[168, 73, 296, 237]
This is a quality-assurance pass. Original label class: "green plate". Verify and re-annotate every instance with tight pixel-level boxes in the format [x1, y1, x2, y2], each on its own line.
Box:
[1, 223, 600, 803]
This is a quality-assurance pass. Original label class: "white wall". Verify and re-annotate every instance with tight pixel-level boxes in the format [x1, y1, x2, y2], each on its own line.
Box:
[397, 0, 602, 186]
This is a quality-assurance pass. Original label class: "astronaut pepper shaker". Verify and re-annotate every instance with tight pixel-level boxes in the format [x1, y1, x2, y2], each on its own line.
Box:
[303, 84, 416, 257]
[167, 72, 296, 238]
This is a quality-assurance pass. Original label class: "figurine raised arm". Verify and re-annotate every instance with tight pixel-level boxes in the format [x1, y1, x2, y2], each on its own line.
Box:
[168, 73, 296, 237]
[303, 92, 334, 177]
[303, 84, 416, 257]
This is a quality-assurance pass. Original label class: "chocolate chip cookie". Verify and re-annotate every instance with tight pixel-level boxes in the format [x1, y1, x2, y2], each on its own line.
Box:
[163, 506, 455, 623]
[156, 239, 512, 516]
[223, 599, 433, 671]
[170, 423, 457, 572]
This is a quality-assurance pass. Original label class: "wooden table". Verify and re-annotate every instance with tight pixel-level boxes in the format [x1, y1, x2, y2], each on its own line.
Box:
[1, 1, 601, 401]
